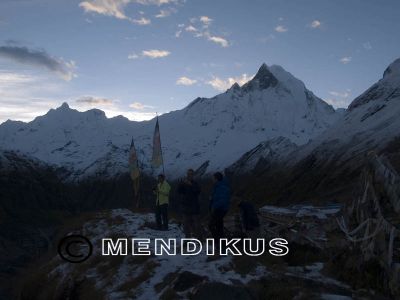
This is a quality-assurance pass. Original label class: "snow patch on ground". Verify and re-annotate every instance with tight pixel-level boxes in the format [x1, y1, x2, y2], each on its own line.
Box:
[260, 204, 342, 220]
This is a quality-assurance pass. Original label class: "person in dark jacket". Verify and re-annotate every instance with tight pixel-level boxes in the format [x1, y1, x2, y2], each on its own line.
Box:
[238, 200, 260, 231]
[178, 169, 202, 238]
[209, 172, 231, 245]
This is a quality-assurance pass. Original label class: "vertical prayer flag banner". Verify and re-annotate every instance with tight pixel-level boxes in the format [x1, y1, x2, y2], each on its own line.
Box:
[151, 117, 163, 169]
[129, 139, 140, 181]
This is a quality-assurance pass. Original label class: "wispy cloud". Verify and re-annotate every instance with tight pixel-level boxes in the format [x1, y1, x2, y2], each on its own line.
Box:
[275, 25, 288, 33]
[0, 72, 156, 123]
[135, 0, 178, 4]
[206, 74, 254, 91]
[129, 101, 154, 110]
[132, 17, 151, 25]
[175, 30, 182, 38]
[0, 99, 59, 123]
[141, 49, 170, 58]
[363, 42, 372, 50]
[79, 0, 130, 20]
[0, 71, 35, 86]
[179, 16, 230, 47]
[128, 52, 139, 59]
[206, 34, 229, 47]
[79, 0, 181, 23]
[155, 7, 176, 18]
[0, 70, 68, 123]
[176, 76, 197, 86]
[0, 45, 76, 81]
[155, 9, 170, 18]
[339, 56, 352, 64]
[329, 91, 350, 98]
[175, 23, 184, 37]
[76, 96, 114, 105]
[185, 25, 197, 32]
[109, 109, 156, 121]
[309, 20, 321, 29]
[127, 49, 170, 59]
[325, 89, 352, 108]
[74, 95, 157, 121]
[199, 16, 212, 26]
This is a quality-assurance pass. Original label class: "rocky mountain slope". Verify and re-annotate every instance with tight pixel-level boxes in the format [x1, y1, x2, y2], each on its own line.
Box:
[229, 58, 400, 205]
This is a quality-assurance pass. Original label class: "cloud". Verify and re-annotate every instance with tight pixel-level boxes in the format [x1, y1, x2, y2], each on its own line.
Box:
[363, 42, 372, 50]
[74, 96, 157, 121]
[0, 99, 59, 123]
[155, 8, 176, 18]
[199, 16, 212, 26]
[185, 25, 197, 32]
[79, 0, 181, 23]
[128, 52, 139, 59]
[132, 17, 151, 25]
[79, 0, 130, 20]
[325, 89, 352, 108]
[176, 76, 197, 86]
[135, 0, 178, 4]
[206, 74, 254, 91]
[129, 101, 154, 110]
[175, 30, 182, 38]
[0, 71, 69, 123]
[175, 23, 184, 37]
[275, 25, 288, 33]
[329, 91, 350, 98]
[180, 16, 230, 48]
[310, 20, 321, 28]
[127, 49, 170, 59]
[141, 49, 170, 58]
[0, 75, 156, 123]
[0, 45, 76, 81]
[206, 34, 229, 47]
[73, 99, 157, 121]
[155, 9, 170, 18]
[107, 109, 156, 121]
[76, 96, 114, 105]
[0, 71, 35, 86]
[339, 56, 352, 64]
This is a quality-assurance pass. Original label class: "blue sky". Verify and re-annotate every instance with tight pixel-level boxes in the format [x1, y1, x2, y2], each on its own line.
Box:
[0, 0, 399, 122]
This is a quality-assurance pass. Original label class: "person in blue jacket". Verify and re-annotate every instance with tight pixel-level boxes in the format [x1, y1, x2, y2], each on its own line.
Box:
[209, 172, 231, 245]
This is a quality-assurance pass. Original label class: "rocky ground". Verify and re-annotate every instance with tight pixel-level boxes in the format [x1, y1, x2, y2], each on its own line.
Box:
[16, 208, 393, 300]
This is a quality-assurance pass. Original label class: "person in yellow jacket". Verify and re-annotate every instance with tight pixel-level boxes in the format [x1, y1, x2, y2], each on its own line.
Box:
[153, 174, 171, 230]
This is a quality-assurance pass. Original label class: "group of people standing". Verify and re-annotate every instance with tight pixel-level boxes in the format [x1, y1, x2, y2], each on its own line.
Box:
[153, 169, 231, 243]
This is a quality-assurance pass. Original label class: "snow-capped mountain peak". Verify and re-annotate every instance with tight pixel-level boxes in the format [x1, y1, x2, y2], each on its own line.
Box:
[349, 58, 400, 111]
[227, 82, 241, 93]
[241, 63, 278, 92]
[383, 58, 400, 79]
[59, 102, 70, 110]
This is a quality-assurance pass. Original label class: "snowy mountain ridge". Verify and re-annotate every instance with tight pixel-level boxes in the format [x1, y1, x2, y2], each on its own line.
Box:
[229, 58, 400, 176]
[0, 63, 341, 180]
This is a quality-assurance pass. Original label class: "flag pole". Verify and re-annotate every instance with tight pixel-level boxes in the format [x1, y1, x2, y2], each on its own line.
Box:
[157, 113, 165, 176]
[156, 113, 166, 176]
[136, 174, 141, 209]
[136, 147, 141, 209]
[129, 137, 141, 210]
